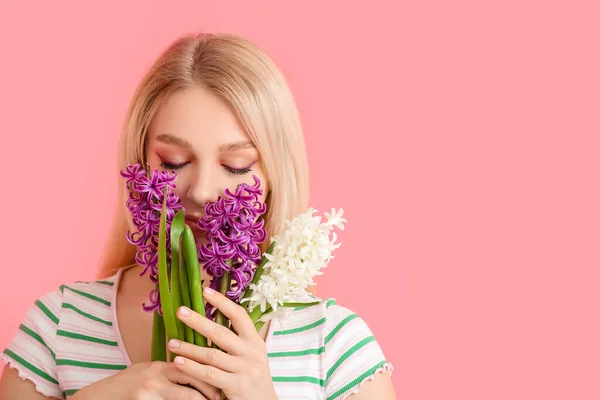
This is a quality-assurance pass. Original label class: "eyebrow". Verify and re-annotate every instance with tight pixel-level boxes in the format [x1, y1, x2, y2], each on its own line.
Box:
[156, 134, 255, 153]
[156, 134, 191, 148]
[219, 140, 255, 153]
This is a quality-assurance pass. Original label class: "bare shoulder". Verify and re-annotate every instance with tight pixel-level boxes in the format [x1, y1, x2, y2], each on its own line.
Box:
[0, 365, 58, 400]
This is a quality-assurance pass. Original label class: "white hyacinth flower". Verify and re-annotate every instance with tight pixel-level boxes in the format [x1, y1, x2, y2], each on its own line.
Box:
[242, 208, 347, 319]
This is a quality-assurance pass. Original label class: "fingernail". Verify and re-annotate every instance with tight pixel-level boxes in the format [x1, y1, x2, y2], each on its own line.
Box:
[204, 287, 215, 296]
[179, 306, 192, 317]
[174, 356, 185, 365]
[168, 339, 180, 349]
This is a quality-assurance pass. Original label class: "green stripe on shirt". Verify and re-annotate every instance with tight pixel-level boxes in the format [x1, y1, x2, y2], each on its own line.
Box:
[57, 330, 118, 346]
[3, 349, 58, 385]
[56, 359, 127, 370]
[63, 286, 111, 306]
[75, 280, 114, 287]
[62, 303, 113, 326]
[274, 317, 326, 336]
[268, 346, 325, 357]
[327, 360, 388, 400]
[327, 336, 376, 380]
[35, 300, 59, 324]
[325, 314, 359, 345]
[19, 324, 56, 360]
[272, 375, 326, 387]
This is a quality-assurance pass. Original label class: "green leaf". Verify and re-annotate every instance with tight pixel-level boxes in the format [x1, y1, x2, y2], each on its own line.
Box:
[212, 270, 232, 350]
[179, 255, 194, 344]
[170, 210, 185, 340]
[182, 225, 207, 347]
[249, 305, 271, 324]
[215, 270, 231, 328]
[279, 301, 321, 308]
[249, 301, 321, 327]
[158, 187, 179, 351]
[151, 308, 166, 362]
[254, 320, 265, 332]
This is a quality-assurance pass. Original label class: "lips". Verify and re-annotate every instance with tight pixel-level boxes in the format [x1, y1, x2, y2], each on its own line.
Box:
[185, 214, 202, 225]
[185, 217, 199, 226]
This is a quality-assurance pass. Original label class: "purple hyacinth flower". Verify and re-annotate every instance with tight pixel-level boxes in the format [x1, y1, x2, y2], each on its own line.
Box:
[196, 175, 267, 320]
[121, 164, 146, 185]
[143, 288, 161, 313]
[217, 229, 250, 249]
[233, 210, 266, 243]
[224, 175, 263, 201]
[135, 170, 176, 201]
[123, 166, 269, 318]
[227, 262, 254, 298]
[122, 164, 184, 314]
[198, 238, 237, 278]
[198, 197, 239, 237]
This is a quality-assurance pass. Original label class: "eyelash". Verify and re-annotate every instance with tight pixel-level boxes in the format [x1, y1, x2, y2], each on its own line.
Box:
[160, 161, 189, 170]
[223, 165, 253, 175]
[160, 161, 253, 175]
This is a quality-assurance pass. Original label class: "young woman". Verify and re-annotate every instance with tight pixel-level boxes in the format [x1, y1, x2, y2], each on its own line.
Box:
[0, 32, 396, 400]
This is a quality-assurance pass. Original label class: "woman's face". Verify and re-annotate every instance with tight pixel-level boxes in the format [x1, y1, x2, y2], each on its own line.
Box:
[146, 85, 269, 239]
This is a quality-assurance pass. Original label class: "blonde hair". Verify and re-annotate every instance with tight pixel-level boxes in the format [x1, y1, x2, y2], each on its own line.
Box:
[98, 33, 309, 278]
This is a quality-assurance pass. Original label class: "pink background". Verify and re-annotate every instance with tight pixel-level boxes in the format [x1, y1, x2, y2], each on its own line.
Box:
[1, 1, 599, 399]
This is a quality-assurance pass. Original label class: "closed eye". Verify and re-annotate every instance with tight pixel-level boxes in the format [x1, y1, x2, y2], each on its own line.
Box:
[223, 165, 253, 175]
[160, 160, 253, 175]
[160, 161, 189, 170]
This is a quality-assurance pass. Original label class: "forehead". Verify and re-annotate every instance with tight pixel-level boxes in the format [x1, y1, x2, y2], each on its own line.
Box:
[148, 86, 250, 145]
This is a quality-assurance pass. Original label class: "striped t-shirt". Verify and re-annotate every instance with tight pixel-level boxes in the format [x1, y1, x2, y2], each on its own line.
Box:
[2, 269, 393, 399]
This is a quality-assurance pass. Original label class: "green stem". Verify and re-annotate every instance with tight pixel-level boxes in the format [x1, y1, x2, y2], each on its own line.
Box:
[250, 305, 272, 325]
[151, 308, 167, 362]
[254, 320, 265, 332]
[182, 225, 207, 347]
[179, 256, 194, 344]
[170, 210, 185, 341]
[215, 271, 231, 327]
[249, 301, 320, 330]
[212, 271, 231, 349]
[280, 301, 321, 308]
[158, 188, 179, 348]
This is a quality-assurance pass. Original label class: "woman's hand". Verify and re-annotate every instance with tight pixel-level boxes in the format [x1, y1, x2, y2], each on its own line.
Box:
[71, 361, 221, 400]
[168, 287, 277, 400]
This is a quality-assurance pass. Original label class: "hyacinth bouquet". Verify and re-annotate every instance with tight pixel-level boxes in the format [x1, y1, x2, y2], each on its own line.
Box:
[121, 163, 346, 362]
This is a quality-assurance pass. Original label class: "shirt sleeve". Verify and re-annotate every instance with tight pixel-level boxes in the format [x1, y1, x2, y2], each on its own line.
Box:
[323, 303, 394, 400]
[1, 287, 65, 399]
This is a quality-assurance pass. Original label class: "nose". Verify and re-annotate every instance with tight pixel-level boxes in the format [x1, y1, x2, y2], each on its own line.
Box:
[185, 164, 221, 209]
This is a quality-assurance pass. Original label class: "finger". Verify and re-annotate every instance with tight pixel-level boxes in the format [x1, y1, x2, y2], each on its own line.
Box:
[158, 381, 208, 400]
[173, 356, 232, 391]
[161, 365, 218, 400]
[202, 287, 257, 340]
[177, 306, 246, 355]
[135, 389, 163, 400]
[168, 339, 241, 372]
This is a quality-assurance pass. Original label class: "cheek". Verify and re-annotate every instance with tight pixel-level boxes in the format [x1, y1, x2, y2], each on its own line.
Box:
[254, 172, 269, 204]
[145, 151, 162, 171]
[172, 185, 186, 199]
